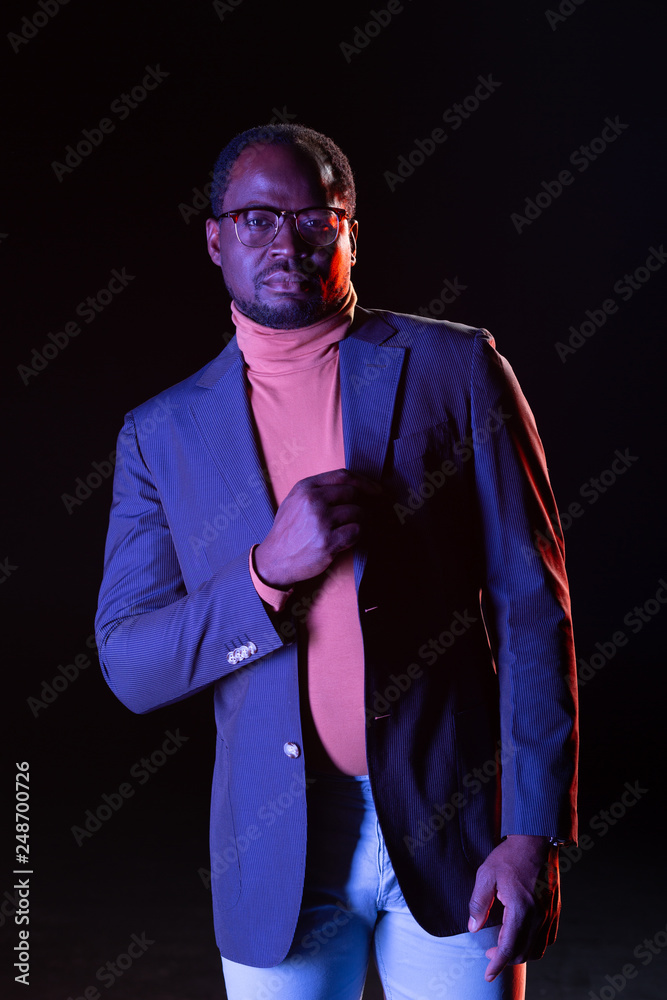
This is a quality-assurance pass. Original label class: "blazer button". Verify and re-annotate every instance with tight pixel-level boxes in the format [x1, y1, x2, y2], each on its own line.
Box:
[283, 742, 301, 758]
[226, 641, 257, 665]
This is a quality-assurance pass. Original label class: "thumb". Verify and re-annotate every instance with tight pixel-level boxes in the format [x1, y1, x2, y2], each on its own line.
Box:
[468, 872, 496, 933]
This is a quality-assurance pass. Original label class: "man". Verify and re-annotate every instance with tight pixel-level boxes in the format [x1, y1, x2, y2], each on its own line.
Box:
[96, 123, 578, 999]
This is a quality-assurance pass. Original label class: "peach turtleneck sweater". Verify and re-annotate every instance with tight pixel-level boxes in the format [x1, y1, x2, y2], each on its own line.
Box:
[231, 286, 368, 776]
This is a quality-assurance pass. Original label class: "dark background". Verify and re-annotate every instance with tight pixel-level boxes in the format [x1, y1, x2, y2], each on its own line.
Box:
[3, 0, 666, 997]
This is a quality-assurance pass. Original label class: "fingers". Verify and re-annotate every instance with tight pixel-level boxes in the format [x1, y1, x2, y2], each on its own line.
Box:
[471, 837, 561, 982]
[483, 942, 516, 983]
[311, 485, 371, 510]
[467, 872, 495, 934]
[483, 923, 549, 981]
[328, 520, 363, 556]
[257, 470, 383, 585]
[328, 503, 367, 529]
[301, 468, 384, 496]
[292, 470, 384, 530]
[482, 884, 557, 981]
[546, 877, 560, 946]
[483, 905, 533, 981]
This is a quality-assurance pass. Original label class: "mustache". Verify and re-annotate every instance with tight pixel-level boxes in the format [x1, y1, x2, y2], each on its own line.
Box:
[255, 261, 325, 283]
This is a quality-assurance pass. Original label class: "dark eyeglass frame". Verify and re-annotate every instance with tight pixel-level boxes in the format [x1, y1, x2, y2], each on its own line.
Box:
[216, 205, 349, 248]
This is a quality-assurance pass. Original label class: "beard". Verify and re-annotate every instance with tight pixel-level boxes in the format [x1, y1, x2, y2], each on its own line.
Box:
[224, 256, 348, 330]
[228, 291, 347, 330]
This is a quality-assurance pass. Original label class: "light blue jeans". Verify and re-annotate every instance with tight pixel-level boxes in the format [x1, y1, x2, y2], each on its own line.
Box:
[221, 772, 525, 1000]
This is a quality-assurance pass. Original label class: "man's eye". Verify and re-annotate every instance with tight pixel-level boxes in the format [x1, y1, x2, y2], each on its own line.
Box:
[300, 211, 337, 231]
[241, 213, 274, 229]
[301, 218, 333, 232]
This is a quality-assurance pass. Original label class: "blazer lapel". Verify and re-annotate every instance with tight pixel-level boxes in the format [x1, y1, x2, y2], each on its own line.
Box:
[188, 340, 277, 542]
[340, 308, 405, 589]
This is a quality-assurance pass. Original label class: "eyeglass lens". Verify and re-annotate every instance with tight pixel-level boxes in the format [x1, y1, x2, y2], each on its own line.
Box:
[235, 209, 340, 247]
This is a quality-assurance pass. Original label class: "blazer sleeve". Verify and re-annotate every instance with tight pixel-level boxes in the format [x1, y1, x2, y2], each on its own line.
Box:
[94, 411, 289, 715]
[470, 330, 578, 844]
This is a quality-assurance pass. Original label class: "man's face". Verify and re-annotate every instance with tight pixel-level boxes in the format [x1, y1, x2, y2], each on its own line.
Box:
[206, 143, 357, 329]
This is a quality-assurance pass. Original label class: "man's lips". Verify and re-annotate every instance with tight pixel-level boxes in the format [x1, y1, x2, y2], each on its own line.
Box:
[262, 272, 312, 291]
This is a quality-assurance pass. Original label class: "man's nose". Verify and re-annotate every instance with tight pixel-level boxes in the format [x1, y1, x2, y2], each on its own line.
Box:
[269, 214, 309, 256]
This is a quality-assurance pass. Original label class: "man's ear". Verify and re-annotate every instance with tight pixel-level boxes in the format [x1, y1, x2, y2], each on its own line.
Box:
[349, 219, 358, 265]
[205, 217, 222, 266]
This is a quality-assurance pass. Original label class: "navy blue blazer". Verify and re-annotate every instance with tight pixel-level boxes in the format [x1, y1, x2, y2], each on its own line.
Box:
[95, 306, 578, 968]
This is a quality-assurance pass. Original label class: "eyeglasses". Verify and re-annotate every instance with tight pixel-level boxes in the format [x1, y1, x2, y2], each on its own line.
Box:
[216, 206, 348, 248]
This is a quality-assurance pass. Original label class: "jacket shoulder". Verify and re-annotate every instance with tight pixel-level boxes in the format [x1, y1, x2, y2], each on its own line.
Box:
[355, 306, 494, 350]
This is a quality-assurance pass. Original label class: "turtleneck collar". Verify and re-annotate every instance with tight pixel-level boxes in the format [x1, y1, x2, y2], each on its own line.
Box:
[231, 284, 357, 375]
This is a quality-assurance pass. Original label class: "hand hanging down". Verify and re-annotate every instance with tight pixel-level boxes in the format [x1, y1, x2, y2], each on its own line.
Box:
[468, 834, 560, 982]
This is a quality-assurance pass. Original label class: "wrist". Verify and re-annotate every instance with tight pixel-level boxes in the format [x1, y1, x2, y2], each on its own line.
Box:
[252, 544, 291, 592]
[503, 834, 556, 858]
[254, 542, 277, 587]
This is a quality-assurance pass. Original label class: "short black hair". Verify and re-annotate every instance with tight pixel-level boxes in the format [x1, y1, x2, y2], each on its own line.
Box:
[209, 123, 356, 219]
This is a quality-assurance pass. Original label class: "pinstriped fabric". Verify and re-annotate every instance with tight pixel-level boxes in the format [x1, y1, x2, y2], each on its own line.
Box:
[95, 306, 577, 967]
[469, 335, 577, 840]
